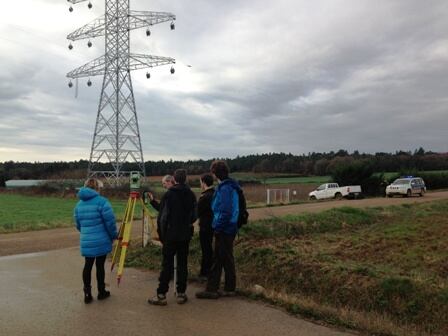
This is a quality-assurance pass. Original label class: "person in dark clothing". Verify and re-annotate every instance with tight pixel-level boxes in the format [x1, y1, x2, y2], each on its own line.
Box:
[148, 174, 175, 211]
[148, 169, 197, 305]
[196, 160, 240, 299]
[147, 175, 175, 239]
[197, 173, 215, 280]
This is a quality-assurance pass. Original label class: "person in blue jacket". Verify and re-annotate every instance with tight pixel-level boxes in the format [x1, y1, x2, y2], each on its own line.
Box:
[196, 160, 240, 299]
[74, 178, 117, 304]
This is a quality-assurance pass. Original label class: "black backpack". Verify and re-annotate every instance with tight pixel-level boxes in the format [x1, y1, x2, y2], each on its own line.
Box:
[237, 188, 249, 228]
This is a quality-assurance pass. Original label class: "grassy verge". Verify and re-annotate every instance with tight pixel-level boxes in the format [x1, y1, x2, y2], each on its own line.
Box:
[0, 194, 130, 233]
[126, 201, 448, 336]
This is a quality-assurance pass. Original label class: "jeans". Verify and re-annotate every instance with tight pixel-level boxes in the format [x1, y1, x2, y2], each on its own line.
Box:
[206, 233, 236, 292]
[199, 230, 214, 277]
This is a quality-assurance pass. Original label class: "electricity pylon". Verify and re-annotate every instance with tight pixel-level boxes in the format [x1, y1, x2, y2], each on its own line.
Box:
[66, 0, 176, 185]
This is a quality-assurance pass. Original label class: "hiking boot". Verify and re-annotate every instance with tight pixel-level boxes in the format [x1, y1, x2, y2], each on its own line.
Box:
[195, 290, 219, 299]
[219, 290, 237, 297]
[148, 293, 167, 306]
[84, 286, 93, 304]
[97, 290, 110, 300]
[198, 275, 208, 283]
[176, 293, 188, 304]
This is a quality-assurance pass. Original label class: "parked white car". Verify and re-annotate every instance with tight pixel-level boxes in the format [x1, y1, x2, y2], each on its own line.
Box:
[385, 177, 426, 197]
[309, 183, 362, 200]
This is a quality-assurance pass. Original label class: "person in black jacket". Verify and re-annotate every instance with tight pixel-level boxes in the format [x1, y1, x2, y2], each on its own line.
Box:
[148, 174, 175, 212]
[148, 169, 197, 306]
[197, 173, 215, 280]
[148, 175, 175, 239]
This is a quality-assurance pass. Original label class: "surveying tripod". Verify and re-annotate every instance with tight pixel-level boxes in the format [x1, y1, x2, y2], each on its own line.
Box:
[110, 172, 158, 285]
[110, 191, 139, 285]
[110, 172, 179, 293]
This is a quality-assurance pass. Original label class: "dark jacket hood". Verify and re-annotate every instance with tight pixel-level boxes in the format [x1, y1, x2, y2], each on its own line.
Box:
[78, 187, 99, 201]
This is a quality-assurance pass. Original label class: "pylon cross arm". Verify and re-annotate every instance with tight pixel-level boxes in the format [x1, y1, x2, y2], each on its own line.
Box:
[67, 55, 106, 79]
[67, 10, 174, 42]
[67, 15, 106, 41]
[67, 0, 88, 4]
[129, 53, 175, 71]
[129, 11, 176, 30]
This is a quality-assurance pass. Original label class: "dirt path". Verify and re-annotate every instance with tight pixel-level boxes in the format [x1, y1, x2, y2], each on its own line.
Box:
[1, 191, 448, 256]
[248, 190, 448, 220]
[0, 248, 355, 336]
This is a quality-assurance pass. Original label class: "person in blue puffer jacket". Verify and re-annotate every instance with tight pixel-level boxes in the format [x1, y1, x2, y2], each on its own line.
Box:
[74, 178, 117, 304]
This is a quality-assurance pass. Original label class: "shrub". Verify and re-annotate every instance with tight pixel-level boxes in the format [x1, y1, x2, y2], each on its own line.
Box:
[330, 160, 384, 196]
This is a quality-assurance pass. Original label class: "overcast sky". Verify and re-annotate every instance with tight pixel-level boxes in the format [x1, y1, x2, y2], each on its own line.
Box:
[0, 0, 447, 162]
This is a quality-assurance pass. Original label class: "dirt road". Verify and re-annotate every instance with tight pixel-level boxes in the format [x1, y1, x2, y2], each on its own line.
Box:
[0, 248, 354, 336]
[1, 191, 448, 256]
[249, 190, 448, 220]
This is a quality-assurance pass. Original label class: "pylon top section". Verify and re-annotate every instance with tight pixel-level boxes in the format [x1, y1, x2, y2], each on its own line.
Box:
[66, 1, 176, 80]
[66, 0, 177, 184]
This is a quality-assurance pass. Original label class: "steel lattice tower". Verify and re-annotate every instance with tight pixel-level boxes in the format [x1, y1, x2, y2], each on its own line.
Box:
[66, 0, 176, 184]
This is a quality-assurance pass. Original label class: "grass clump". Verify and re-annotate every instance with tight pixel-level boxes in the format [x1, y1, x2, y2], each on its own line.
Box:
[241, 206, 379, 239]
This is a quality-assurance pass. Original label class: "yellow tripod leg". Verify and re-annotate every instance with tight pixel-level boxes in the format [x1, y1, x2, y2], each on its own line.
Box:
[111, 196, 133, 271]
[141, 199, 149, 247]
[116, 192, 139, 285]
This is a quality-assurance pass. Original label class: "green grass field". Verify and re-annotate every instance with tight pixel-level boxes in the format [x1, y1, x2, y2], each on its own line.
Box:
[230, 172, 331, 185]
[264, 176, 331, 184]
[127, 200, 448, 336]
[0, 194, 132, 233]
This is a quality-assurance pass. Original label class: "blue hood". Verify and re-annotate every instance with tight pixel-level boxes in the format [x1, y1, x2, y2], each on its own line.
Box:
[218, 178, 241, 191]
[77, 187, 99, 201]
[212, 178, 241, 235]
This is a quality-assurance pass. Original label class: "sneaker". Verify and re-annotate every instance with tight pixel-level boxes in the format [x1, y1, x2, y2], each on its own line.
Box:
[176, 293, 188, 304]
[148, 294, 167, 306]
[97, 290, 111, 300]
[220, 290, 237, 297]
[195, 290, 219, 299]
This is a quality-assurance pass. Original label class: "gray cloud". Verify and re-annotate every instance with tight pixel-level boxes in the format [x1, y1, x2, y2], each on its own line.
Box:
[1, 0, 448, 162]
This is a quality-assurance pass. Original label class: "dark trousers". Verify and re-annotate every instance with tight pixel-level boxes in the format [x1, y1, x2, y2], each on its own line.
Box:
[199, 229, 214, 277]
[83, 255, 107, 291]
[157, 240, 190, 295]
[207, 233, 236, 292]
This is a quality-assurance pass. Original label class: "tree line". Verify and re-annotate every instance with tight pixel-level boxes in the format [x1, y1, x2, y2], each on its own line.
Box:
[1, 148, 448, 186]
